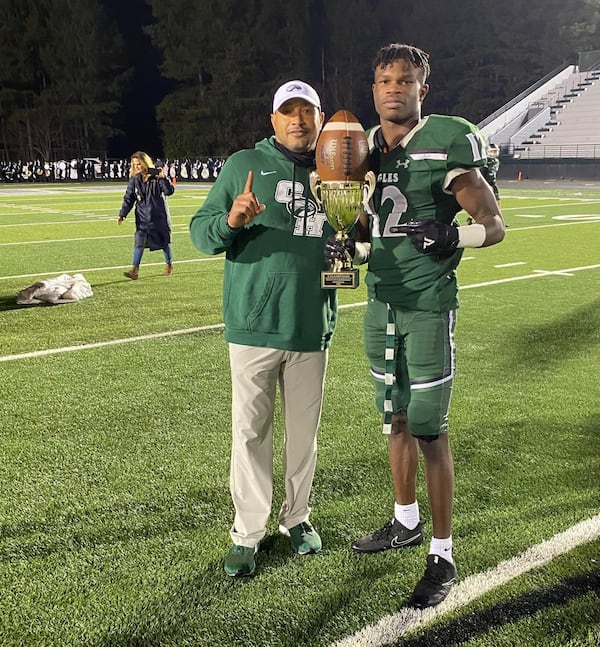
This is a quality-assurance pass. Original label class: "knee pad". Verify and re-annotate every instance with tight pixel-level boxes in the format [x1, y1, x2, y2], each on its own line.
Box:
[407, 395, 447, 439]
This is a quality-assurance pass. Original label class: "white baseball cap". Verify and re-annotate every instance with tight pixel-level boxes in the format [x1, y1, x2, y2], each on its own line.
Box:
[272, 80, 321, 113]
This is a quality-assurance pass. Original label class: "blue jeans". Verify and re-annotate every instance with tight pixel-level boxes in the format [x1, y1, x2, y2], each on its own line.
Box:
[132, 244, 172, 266]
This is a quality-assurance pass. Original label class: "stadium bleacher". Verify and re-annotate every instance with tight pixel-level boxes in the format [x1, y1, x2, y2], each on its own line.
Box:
[479, 52, 600, 162]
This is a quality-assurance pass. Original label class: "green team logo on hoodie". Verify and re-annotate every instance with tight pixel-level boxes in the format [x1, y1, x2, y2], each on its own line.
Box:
[275, 180, 328, 237]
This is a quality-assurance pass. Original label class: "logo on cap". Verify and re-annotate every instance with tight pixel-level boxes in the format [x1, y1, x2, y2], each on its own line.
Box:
[273, 80, 321, 113]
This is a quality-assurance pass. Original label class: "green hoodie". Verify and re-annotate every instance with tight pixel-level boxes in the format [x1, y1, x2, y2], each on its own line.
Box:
[190, 137, 337, 352]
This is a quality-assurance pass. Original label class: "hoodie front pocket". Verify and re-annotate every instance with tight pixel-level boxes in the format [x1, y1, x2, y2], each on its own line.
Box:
[246, 273, 303, 335]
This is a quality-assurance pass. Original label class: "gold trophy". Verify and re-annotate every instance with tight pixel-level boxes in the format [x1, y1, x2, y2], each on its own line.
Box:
[310, 110, 375, 289]
[310, 172, 375, 288]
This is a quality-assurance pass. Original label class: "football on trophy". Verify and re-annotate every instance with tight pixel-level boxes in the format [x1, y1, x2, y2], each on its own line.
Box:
[315, 110, 370, 182]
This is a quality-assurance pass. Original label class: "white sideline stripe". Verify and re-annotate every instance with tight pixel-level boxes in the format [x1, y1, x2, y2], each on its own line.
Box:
[494, 262, 526, 268]
[1, 257, 223, 281]
[502, 196, 600, 204]
[0, 213, 196, 228]
[332, 514, 600, 647]
[0, 324, 226, 362]
[2, 263, 600, 363]
[0, 229, 193, 247]
[1, 215, 597, 246]
[500, 220, 599, 232]
[502, 200, 600, 210]
[461, 263, 600, 290]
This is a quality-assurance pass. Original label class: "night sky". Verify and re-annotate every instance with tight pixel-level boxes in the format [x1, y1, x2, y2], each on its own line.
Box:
[57, 1, 597, 161]
[103, 0, 171, 159]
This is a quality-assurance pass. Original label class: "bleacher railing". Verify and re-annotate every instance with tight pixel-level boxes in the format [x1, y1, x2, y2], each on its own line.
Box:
[478, 62, 575, 130]
[505, 143, 600, 160]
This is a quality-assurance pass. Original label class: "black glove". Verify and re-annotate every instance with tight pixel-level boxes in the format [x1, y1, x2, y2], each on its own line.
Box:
[391, 219, 459, 255]
[324, 235, 355, 264]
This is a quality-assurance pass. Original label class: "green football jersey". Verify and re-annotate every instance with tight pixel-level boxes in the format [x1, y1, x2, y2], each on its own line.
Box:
[365, 114, 487, 311]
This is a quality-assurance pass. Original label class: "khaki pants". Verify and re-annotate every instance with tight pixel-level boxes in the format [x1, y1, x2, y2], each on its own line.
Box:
[228, 343, 328, 547]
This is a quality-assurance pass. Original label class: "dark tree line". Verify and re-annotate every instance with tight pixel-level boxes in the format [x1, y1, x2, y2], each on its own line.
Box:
[1, 0, 599, 161]
[0, 0, 130, 161]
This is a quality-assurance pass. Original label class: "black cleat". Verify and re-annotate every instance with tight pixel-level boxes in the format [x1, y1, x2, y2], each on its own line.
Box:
[352, 518, 424, 553]
[410, 554, 457, 608]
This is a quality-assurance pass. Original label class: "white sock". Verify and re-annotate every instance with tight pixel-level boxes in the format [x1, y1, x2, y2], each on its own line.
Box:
[394, 501, 420, 530]
[430, 536, 453, 564]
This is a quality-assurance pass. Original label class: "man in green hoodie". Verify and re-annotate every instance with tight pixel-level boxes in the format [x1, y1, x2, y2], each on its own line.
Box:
[190, 81, 337, 577]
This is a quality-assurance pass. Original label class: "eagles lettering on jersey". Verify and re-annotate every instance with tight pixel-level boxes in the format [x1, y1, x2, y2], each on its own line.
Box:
[365, 115, 486, 312]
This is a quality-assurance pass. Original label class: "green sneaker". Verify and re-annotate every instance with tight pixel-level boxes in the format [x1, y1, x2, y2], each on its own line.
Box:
[280, 521, 322, 555]
[224, 544, 257, 577]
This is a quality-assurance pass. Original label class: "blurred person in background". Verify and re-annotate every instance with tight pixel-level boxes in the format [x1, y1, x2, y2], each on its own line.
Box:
[481, 143, 501, 204]
[118, 151, 175, 279]
[468, 142, 501, 225]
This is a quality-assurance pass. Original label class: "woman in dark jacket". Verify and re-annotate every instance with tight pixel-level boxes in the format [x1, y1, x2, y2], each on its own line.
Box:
[118, 151, 175, 279]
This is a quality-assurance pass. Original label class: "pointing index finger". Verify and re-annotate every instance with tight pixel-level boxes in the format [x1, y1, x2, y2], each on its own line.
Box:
[243, 170, 254, 194]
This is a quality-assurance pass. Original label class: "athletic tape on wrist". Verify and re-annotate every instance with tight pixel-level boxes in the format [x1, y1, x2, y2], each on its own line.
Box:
[353, 242, 371, 265]
[457, 224, 486, 248]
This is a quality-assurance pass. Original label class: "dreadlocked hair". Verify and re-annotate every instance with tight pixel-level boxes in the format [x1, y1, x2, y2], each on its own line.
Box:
[372, 43, 430, 80]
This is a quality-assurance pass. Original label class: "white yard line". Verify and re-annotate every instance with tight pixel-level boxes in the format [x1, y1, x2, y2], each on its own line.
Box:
[463, 264, 600, 289]
[501, 219, 600, 231]
[0, 215, 598, 245]
[2, 263, 599, 364]
[0, 256, 222, 282]
[0, 182, 211, 197]
[0, 324, 226, 362]
[0, 214, 192, 227]
[0, 228, 194, 247]
[331, 514, 600, 647]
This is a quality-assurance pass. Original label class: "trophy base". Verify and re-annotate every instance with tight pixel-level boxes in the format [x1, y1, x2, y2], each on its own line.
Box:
[321, 269, 360, 289]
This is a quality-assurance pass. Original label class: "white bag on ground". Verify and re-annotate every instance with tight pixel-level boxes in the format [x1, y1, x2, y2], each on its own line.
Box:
[17, 273, 93, 305]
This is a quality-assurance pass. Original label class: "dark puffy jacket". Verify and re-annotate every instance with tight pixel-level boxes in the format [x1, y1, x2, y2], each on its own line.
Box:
[119, 174, 175, 250]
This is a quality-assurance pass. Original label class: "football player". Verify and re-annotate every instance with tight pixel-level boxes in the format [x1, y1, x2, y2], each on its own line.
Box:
[482, 143, 501, 203]
[326, 43, 505, 608]
[468, 142, 501, 224]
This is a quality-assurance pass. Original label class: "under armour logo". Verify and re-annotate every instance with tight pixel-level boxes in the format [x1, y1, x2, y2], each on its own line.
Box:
[423, 236, 435, 249]
[396, 159, 410, 169]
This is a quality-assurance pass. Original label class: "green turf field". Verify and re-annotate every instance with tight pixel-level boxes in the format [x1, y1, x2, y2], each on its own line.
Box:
[0, 181, 598, 646]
